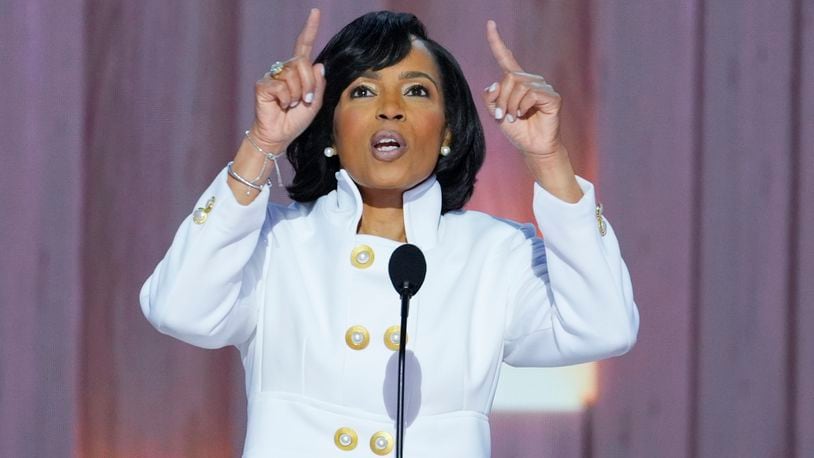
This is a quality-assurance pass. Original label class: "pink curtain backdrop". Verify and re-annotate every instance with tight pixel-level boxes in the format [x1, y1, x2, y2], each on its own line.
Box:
[1, 0, 812, 457]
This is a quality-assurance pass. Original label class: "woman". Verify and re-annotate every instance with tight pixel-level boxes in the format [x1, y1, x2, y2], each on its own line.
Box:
[141, 9, 639, 457]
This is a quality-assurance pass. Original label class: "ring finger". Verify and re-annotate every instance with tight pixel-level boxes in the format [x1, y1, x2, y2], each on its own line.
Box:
[494, 75, 518, 121]
[506, 83, 531, 122]
[259, 78, 293, 109]
[272, 64, 302, 108]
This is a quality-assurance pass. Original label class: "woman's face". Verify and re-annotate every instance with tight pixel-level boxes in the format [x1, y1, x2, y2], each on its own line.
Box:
[333, 40, 449, 200]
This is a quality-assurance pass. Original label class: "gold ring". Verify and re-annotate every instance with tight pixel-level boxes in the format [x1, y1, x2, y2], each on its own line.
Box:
[269, 61, 286, 78]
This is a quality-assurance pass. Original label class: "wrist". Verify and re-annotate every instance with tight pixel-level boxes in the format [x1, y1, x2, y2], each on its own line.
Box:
[524, 145, 571, 175]
[524, 147, 583, 203]
[248, 124, 288, 154]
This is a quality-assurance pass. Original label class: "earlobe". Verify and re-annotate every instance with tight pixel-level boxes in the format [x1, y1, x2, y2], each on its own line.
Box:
[440, 129, 453, 156]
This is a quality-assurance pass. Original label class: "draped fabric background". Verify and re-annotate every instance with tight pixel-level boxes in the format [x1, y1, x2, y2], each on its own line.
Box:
[1, 0, 812, 457]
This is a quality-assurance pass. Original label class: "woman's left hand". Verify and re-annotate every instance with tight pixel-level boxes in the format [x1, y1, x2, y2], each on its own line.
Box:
[482, 20, 583, 202]
[482, 20, 565, 160]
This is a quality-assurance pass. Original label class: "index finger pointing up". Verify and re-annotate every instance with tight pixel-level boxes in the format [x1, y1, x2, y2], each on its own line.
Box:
[486, 20, 522, 73]
[294, 8, 321, 58]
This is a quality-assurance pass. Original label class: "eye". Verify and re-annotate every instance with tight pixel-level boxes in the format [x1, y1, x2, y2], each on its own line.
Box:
[350, 85, 376, 98]
[404, 84, 429, 97]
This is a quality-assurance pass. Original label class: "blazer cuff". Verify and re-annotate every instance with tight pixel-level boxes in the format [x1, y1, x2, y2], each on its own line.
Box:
[188, 166, 269, 235]
[532, 175, 602, 238]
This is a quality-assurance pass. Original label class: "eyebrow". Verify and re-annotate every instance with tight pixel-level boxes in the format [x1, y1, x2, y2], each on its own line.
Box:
[359, 70, 439, 90]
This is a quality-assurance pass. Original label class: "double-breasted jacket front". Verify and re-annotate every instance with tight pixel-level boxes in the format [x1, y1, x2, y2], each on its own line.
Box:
[140, 167, 639, 457]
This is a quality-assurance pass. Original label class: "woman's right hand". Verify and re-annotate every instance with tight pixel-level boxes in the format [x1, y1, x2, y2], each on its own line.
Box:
[250, 8, 325, 153]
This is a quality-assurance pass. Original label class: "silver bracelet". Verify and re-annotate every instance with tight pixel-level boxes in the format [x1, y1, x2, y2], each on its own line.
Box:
[250, 156, 269, 183]
[227, 161, 264, 195]
[244, 130, 285, 186]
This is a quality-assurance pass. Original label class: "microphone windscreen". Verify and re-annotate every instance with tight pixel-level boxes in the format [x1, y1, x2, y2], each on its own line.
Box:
[388, 244, 427, 297]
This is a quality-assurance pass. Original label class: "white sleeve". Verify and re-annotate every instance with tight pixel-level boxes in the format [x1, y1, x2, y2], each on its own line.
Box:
[502, 176, 639, 367]
[139, 167, 270, 349]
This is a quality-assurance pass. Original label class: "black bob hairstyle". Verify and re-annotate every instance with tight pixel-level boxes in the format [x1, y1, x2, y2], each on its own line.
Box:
[285, 11, 486, 214]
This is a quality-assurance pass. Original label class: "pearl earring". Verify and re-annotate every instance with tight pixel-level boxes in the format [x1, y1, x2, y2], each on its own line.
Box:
[440, 145, 451, 157]
[324, 146, 336, 158]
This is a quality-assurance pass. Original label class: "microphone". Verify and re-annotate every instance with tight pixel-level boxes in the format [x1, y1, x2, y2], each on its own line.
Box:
[388, 243, 427, 301]
[387, 244, 426, 458]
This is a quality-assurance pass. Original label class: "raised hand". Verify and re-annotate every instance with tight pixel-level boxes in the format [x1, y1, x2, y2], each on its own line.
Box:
[251, 8, 326, 153]
[482, 20, 564, 159]
[483, 20, 582, 202]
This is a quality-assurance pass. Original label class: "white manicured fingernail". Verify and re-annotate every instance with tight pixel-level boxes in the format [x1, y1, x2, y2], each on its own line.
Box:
[494, 107, 504, 120]
[304, 92, 314, 103]
[320, 65, 325, 76]
[506, 114, 515, 123]
[486, 82, 498, 93]
[290, 100, 299, 108]
[517, 110, 523, 118]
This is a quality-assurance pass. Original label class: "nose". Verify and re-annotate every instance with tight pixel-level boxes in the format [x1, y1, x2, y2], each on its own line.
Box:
[376, 95, 405, 121]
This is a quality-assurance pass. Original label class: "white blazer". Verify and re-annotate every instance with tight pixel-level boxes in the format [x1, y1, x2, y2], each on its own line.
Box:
[140, 167, 639, 457]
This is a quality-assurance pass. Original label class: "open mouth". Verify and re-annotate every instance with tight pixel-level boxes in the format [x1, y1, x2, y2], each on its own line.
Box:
[370, 130, 407, 161]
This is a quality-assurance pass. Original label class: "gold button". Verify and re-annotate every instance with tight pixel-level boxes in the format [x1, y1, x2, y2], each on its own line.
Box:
[383, 325, 406, 352]
[350, 244, 375, 269]
[193, 196, 216, 225]
[334, 427, 358, 451]
[192, 208, 208, 224]
[345, 325, 370, 350]
[370, 431, 394, 455]
[595, 203, 607, 237]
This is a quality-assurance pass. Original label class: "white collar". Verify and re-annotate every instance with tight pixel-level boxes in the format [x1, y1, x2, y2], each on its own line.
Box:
[325, 169, 442, 249]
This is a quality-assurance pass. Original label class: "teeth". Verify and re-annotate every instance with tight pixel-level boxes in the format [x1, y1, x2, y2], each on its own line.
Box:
[374, 138, 400, 150]
[371, 133, 404, 154]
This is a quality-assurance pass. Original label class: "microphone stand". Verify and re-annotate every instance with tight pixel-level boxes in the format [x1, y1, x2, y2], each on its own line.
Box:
[396, 282, 411, 458]
[388, 243, 426, 458]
